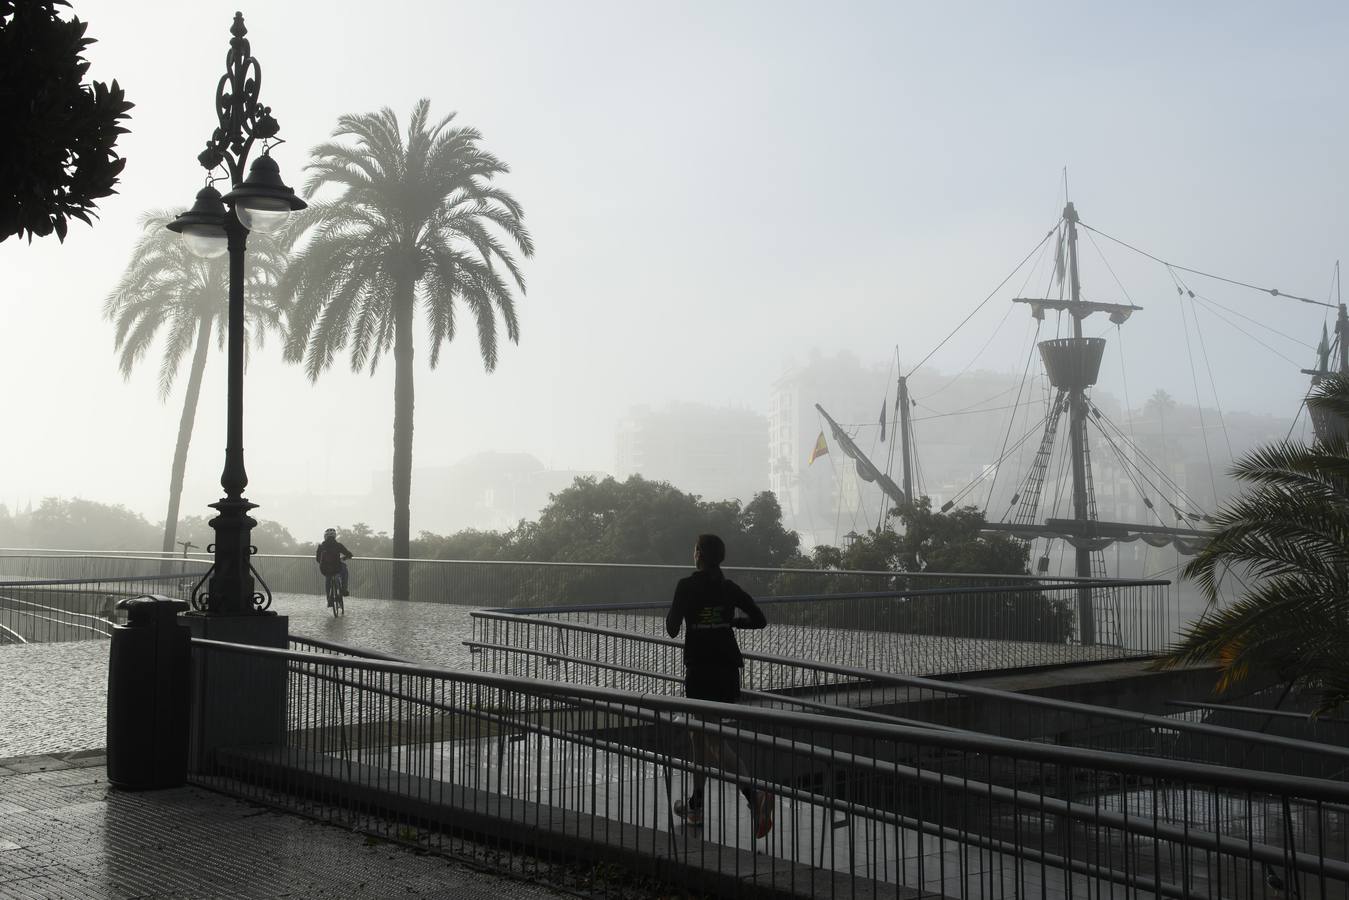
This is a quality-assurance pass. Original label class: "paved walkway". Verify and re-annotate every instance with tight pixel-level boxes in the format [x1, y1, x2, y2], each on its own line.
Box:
[0, 610, 645, 899]
[0, 593, 482, 758]
[0, 750, 570, 899]
[0, 643, 108, 757]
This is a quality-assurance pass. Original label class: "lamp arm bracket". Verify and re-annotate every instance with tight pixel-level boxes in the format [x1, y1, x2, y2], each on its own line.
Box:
[195, 13, 281, 182]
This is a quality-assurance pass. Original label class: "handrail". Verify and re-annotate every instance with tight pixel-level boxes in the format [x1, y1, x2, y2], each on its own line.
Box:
[192, 636, 1349, 802]
[0, 595, 118, 627]
[1169, 699, 1349, 724]
[0, 607, 111, 638]
[0, 576, 197, 645]
[464, 637, 971, 732]
[289, 634, 408, 662]
[0, 572, 205, 589]
[470, 607, 1349, 766]
[287, 655, 1348, 893]
[483, 577, 1170, 616]
[0, 548, 1169, 584]
[0, 551, 208, 567]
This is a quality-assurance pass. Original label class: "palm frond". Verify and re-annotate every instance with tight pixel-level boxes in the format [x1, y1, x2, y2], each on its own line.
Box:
[284, 101, 530, 392]
[1159, 374, 1349, 710]
[1308, 373, 1349, 424]
[157, 305, 201, 399]
[105, 207, 283, 404]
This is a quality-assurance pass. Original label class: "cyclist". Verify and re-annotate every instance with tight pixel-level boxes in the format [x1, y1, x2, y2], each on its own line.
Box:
[315, 528, 354, 604]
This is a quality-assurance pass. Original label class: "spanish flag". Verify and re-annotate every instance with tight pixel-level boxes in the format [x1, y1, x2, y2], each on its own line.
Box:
[808, 431, 829, 465]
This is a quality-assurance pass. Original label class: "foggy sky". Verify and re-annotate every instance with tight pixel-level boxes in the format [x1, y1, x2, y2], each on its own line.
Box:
[2, 0, 1345, 538]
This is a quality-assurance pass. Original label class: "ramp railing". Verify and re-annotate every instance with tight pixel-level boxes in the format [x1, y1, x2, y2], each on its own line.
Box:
[472, 577, 1171, 681]
[468, 599, 1349, 782]
[0, 572, 204, 644]
[194, 637, 1349, 900]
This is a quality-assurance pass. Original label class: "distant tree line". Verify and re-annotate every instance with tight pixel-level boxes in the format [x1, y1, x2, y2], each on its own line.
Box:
[0, 477, 797, 565]
[0, 478, 1073, 642]
[0, 498, 161, 551]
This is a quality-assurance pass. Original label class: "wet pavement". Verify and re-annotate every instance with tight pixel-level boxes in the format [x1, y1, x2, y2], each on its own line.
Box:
[0, 596, 663, 898]
[0, 593, 479, 758]
[0, 750, 567, 899]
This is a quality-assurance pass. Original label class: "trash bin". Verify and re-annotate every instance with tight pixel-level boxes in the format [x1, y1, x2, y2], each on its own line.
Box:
[106, 596, 191, 789]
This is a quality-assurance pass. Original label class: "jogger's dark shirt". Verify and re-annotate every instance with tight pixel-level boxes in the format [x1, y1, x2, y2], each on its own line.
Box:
[665, 570, 767, 667]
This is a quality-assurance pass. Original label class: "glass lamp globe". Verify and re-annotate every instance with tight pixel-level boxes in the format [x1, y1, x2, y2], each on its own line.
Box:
[234, 198, 293, 235]
[182, 225, 229, 258]
[166, 185, 229, 258]
[224, 155, 305, 235]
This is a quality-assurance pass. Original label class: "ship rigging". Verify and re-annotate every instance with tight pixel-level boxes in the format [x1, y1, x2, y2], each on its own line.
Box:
[811, 191, 1340, 644]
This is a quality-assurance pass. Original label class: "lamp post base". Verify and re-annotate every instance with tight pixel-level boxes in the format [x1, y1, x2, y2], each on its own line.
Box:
[184, 612, 289, 773]
[193, 495, 274, 614]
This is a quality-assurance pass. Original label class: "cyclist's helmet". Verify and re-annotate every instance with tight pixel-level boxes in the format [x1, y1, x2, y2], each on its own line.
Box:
[324, 528, 336, 539]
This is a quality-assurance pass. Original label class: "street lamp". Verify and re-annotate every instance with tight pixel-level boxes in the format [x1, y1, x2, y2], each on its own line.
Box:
[166, 12, 305, 615]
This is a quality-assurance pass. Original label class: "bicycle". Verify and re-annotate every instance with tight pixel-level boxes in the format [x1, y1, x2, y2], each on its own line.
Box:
[325, 572, 345, 617]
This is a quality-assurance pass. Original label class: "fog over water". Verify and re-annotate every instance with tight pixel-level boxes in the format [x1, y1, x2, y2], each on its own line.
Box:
[3, 1, 1346, 543]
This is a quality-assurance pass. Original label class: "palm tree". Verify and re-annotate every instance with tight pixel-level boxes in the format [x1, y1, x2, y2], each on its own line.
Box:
[1158, 374, 1349, 712]
[1144, 388, 1177, 419]
[104, 210, 285, 555]
[279, 100, 533, 600]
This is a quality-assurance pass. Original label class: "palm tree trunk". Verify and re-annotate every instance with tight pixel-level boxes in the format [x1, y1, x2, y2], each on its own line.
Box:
[161, 315, 213, 557]
[391, 289, 415, 601]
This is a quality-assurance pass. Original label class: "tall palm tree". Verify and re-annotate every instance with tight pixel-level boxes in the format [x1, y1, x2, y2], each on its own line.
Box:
[1158, 374, 1349, 712]
[1144, 388, 1177, 419]
[104, 210, 285, 555]
[279, 99, 533, 600]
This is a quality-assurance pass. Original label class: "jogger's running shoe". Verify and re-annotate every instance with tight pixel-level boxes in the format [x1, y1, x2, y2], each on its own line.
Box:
[674, 799, 704, 826]
[752, 790, 774, 839]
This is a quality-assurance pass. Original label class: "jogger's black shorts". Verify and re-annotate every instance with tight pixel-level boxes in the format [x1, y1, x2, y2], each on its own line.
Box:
[685, 664, 740, 703]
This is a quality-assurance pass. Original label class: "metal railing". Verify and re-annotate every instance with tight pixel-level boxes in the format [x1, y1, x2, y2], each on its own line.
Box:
[0, 552, 207, 583]
[465, 589, 1349, 784]
[469, 617, 1349, 782]
[4, 549, 918, 604]
[471, 577, 1171, 684]
[193, 637, 1349, 899]
[288, 634, 408, 662]
[0, 550, 1173, 635]
[1167, 696, 1349, 749]
[0, 572, 203, 645]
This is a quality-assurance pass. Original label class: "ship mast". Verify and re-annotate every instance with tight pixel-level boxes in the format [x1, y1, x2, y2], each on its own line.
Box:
[1301, 261, 1349, 443]
[1064, 202, 1095, 641]
[877, 370, 915, 530]
[999, 200, 1145, 645]
[974, 198, 1235, 642]
[898, 373, 913, 503]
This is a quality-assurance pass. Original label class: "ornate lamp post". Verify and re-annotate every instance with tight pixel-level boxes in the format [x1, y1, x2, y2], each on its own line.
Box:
[166, 12, 305, 615]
